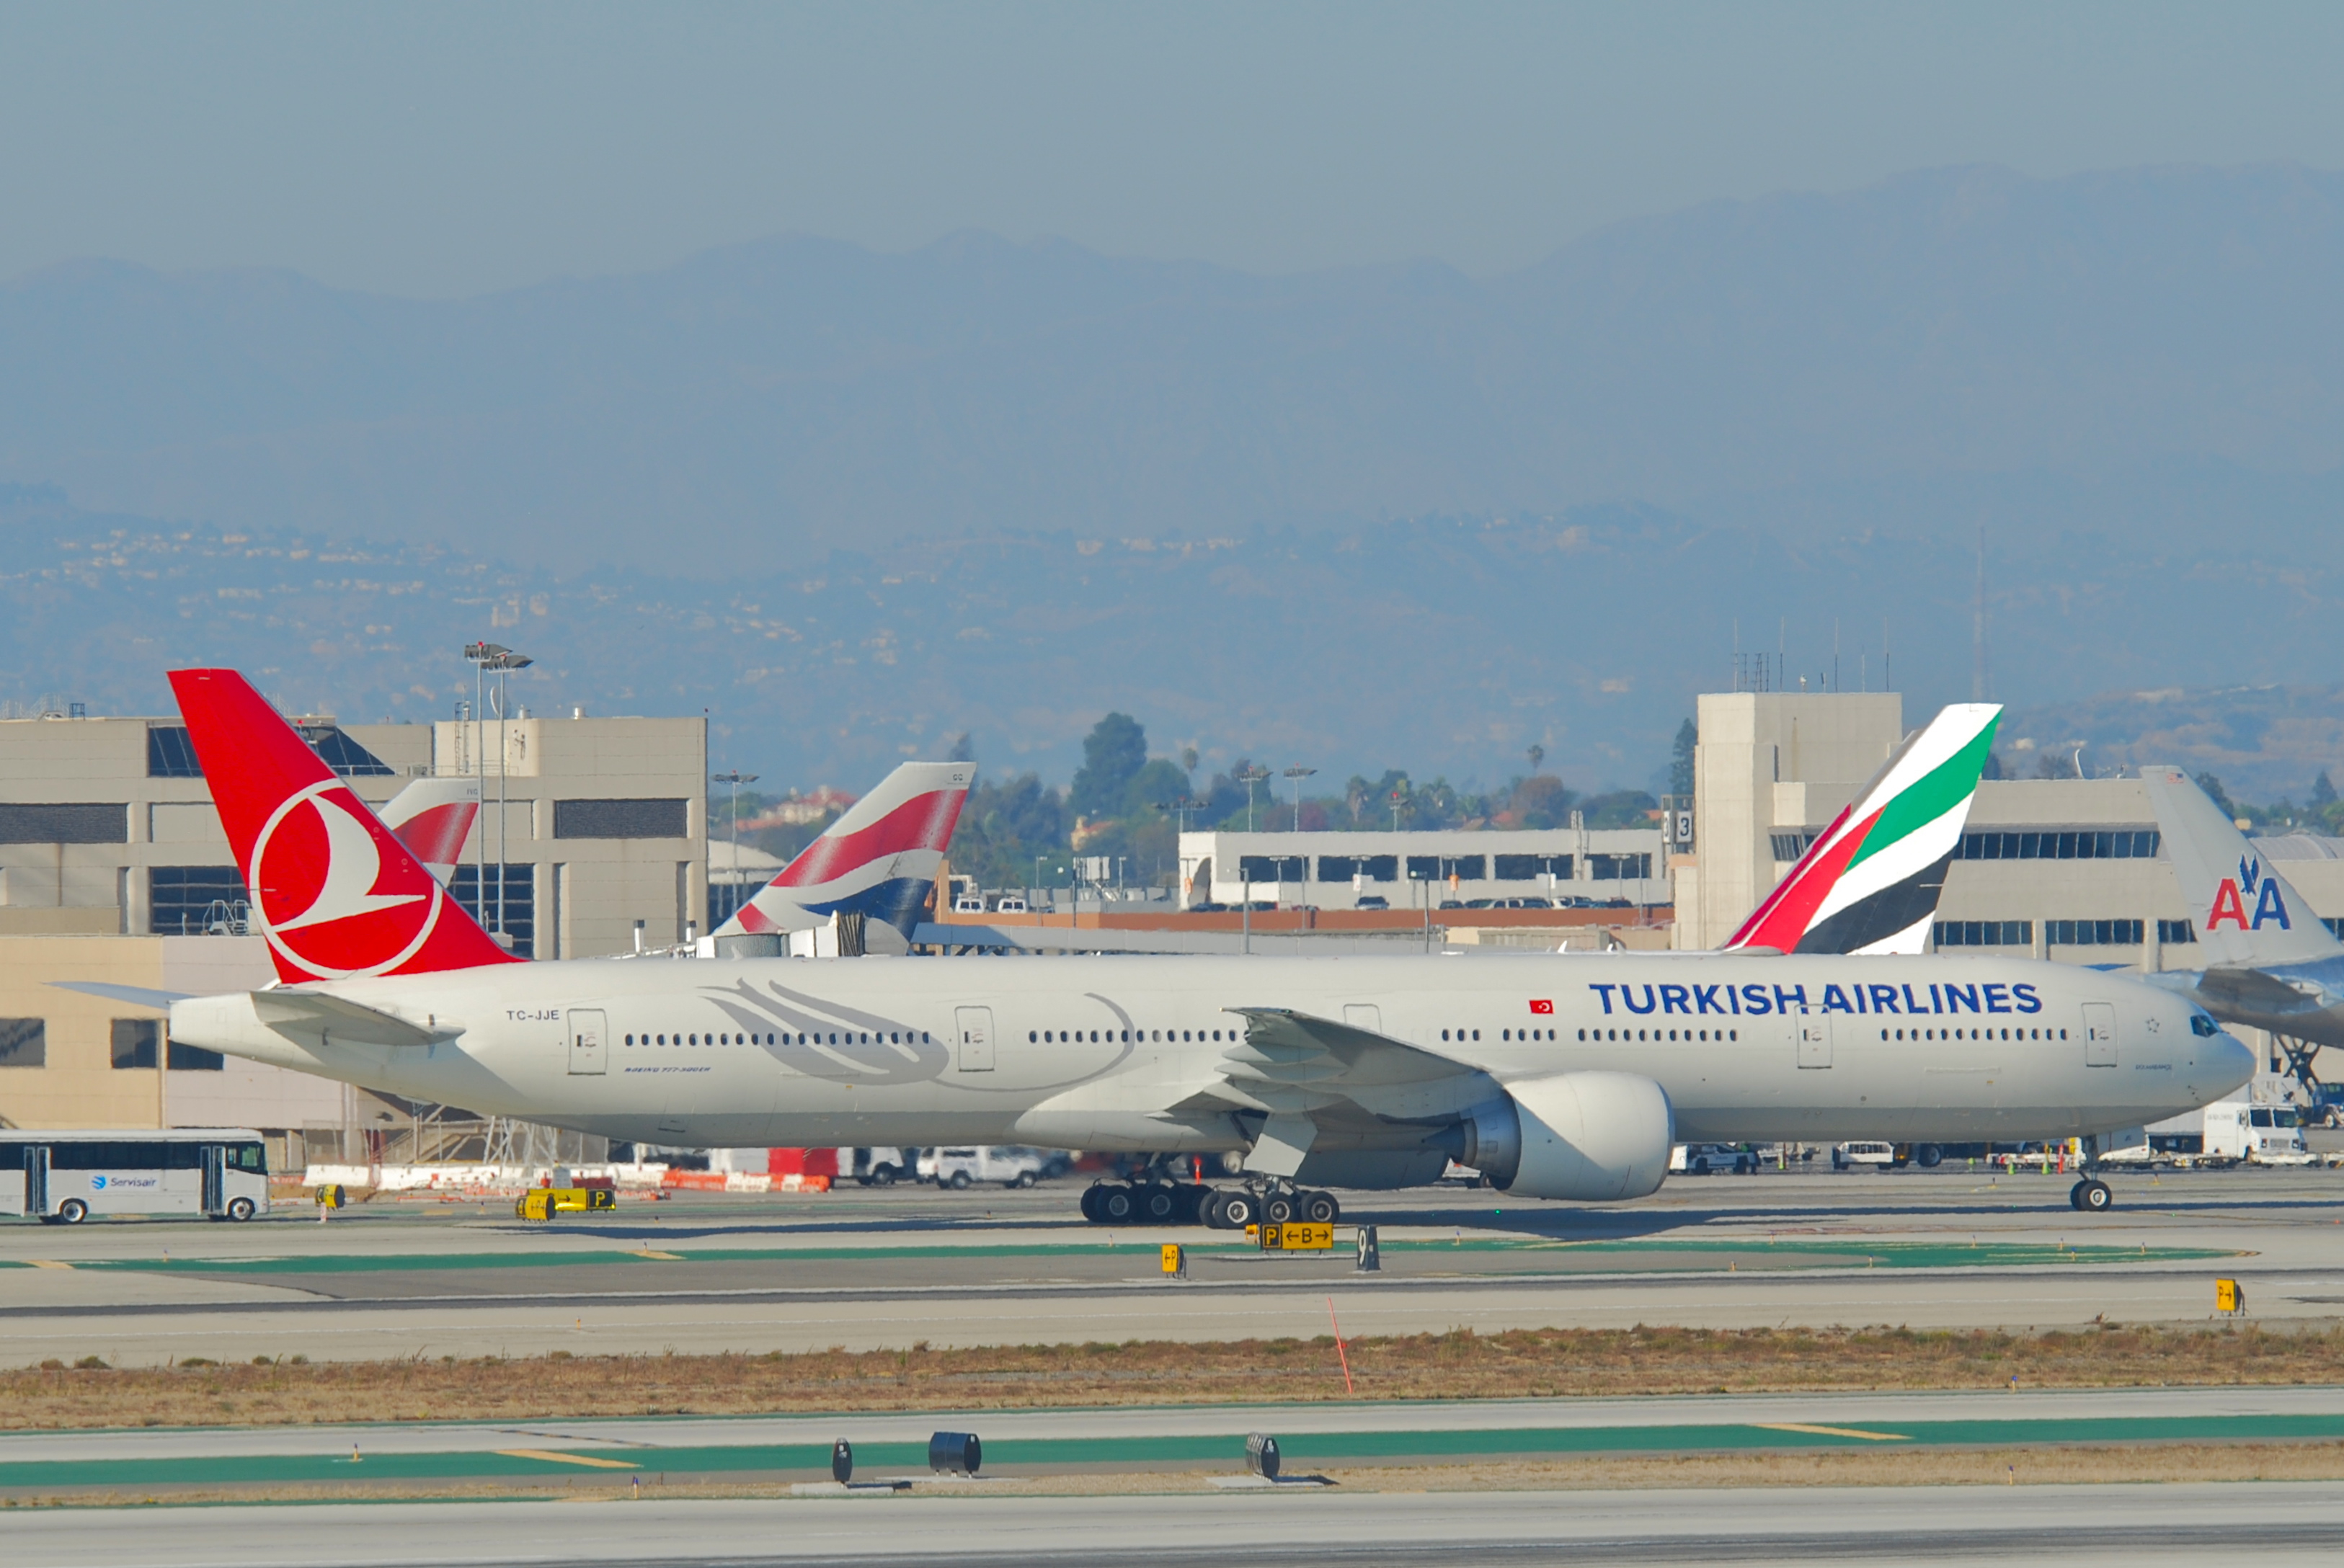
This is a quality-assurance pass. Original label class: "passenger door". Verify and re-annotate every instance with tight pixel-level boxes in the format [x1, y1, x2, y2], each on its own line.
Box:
[568, 1010, 608, 1076]
[955, 1007, 995, 1072]
[200, 1145, 226, 1216]
[1797, 1017, 1832, 1069]
[2083, 1003, 2118, 1067]
[23, 1146, 48, 1216]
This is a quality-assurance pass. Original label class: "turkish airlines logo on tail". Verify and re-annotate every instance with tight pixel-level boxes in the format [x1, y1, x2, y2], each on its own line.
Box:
[252, 780, 448, 979]
[2206, 853, 2293, 932]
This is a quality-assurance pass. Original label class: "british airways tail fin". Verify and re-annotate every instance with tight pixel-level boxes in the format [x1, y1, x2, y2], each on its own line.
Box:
[716, 761, 977, 941]
[1726, 703, 2000, 956]
[2139, 765, 2343, 967]
[377, 776, 481, 883]
[167, 669, 518, 983]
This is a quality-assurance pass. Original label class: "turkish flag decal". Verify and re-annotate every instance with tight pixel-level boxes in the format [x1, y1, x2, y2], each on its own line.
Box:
[1528, 999, 1555, 1015]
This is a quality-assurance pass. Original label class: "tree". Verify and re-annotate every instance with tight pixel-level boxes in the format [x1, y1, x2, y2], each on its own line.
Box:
[1668, 718, 1697, 798]
[2196, 772, 2239, 821]
[1070, 713, 1147, 820]
[946, 731, 975, 763]
[1527, 742, 1545, 775]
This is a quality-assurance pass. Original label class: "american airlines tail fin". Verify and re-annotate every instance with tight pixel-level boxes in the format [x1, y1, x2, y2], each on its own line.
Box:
[167, 669, 519, 984]
[378, 777, 481, 883]
[1726, 703, 2001, 956]
[716, 761, 977, 941]
[2139, 765, 2343, 967]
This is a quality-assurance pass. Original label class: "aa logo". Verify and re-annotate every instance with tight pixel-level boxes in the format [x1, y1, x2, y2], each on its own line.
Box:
[2206, 855, 2292, 932]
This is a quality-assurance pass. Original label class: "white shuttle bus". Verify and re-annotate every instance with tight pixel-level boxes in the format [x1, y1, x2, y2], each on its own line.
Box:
[1, 1130, 271, 1224]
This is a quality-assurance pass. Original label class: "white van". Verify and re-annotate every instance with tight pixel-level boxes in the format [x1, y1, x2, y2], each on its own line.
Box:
[1, 1129, 270, 1224]
[917, 1146, 1060, 1189]
[1832, 1141, 1897, 1171]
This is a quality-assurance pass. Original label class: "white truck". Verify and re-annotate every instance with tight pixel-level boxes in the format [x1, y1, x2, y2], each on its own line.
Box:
[916, 1146, 1065, 1189]
[2105, 1100, 2313, 1167]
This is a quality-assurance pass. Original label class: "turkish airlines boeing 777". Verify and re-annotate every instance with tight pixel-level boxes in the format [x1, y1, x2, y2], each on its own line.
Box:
[99, 671, 2254, 1225]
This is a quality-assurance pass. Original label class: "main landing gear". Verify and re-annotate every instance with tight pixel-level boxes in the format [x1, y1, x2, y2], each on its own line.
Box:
[1079, 1177, 1341, 1229]
[2069, 1177, 2113, 1212]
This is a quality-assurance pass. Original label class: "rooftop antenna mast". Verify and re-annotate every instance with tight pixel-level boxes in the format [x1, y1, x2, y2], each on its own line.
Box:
[1972, 524, 1989, 703]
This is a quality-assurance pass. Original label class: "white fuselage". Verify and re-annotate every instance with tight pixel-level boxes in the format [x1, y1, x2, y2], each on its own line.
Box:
[169, 952, 2252, 1162]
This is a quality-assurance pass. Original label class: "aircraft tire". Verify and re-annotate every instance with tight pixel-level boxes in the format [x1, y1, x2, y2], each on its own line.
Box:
[1264, 1193, 1297, 1225]
[1300, 1190, 1339, 1224]
[1079, 1185, 1106, 1223]
[1142, 1185, 1178, 1222]
[1217, 1190, 1258, 1229]
[1198, 1190, 1229, 1229]
[2075, 1179, 2113, 1213]
[1100, 1185, 1138, 1224]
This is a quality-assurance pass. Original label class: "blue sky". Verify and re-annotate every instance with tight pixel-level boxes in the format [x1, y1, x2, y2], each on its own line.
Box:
[6, 1, 2343, 295]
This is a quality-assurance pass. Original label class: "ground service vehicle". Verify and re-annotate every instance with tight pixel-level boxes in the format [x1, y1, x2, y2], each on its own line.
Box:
[918, 1146, 1060, 1188]
[0, 1129, 269, 1224]
[2123, 1100, 2314, 1166]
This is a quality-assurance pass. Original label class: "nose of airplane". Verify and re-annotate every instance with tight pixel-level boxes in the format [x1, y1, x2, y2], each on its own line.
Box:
[2211, 1026, 2256, 1091]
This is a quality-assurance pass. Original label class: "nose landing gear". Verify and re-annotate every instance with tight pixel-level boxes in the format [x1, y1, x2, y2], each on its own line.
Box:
[2069, 1177, 2113, 1212]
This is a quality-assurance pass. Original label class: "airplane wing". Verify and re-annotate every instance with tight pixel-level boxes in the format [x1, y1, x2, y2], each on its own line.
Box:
[249, 989, 461, 1048]
[2139, 766, 2344, 968]
[1177, 1007, 1496, 1175]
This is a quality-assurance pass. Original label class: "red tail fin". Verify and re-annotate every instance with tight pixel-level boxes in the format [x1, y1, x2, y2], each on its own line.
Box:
[168, 669, 519, 983]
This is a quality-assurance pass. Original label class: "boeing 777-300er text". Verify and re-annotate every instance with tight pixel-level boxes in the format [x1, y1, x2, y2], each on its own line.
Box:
[86, 671, 2253, 1226]
[2140, 767, 2344, 1079]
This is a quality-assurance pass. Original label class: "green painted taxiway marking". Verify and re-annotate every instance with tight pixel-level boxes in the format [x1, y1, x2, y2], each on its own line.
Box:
[4, 1413, 2340, 1491]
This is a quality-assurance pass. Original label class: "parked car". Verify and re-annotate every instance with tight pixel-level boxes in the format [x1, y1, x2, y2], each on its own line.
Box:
[916, 1146, 1067, 1189]
[1354, 895, 1390, 911]
[951, 896, 986, 914]
[993, 895, 1029, 914]
[1671, 1143, 1760, 1175]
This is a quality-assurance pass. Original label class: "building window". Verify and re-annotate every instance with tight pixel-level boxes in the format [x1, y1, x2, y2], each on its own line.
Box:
[0, 803, 128, 845]
[554, 798, 688, 839]
[151, 867, 252, 935]
[1493, 854, 1571, 881]
[1318, 855, 1400, 882]
[147, 726, 204, 778]
[1237, 855, 1305, 882]
[2160, 919, 2198, 945]
[1589, 853, 1650, 881]
[708, 881, 755, 930]
[1955, 829, 2160, 861]
[0, 1018, 45, 1068]
[2045, 918, 2147, 946]
[1933, 920, 2033, 948]
[169, 1040, 224, 1070]
[110, 1018, 159, 1069]
[1770, 832, 1819, 861]
[448, 865, 535, 958]
[293, 724, 395, 777]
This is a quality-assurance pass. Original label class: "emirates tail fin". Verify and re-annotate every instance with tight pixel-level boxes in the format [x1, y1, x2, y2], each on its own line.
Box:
[167, 669, 518, 982]
[1726, 703, 2000, 956]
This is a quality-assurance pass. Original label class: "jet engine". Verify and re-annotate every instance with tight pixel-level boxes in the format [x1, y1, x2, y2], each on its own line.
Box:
[1458, 1072, 1673, 1201]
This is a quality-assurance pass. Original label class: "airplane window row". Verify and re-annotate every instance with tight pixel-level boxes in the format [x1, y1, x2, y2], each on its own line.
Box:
[624, 1031, 931, 1047]
[1579, 1028, 1740, 1043]
[1033, 1029, 1222, 1043]
[1882, 1027, 2065, 1042]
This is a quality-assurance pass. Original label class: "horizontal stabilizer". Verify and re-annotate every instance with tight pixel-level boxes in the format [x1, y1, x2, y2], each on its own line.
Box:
[49, 981, 191, 1011]
[251, 989, 458, 1048]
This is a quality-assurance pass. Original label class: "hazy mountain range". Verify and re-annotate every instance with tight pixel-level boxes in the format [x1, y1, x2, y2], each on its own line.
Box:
[1, 161, 2341, 790]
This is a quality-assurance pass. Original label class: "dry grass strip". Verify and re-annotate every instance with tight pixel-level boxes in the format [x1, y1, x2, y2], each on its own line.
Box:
[9, 1321, 2344, 1430]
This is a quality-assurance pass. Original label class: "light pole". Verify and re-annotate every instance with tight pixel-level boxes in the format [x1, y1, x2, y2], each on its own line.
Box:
[1238, 765, 1269, 832]
[1283, 766, 1315, 832]
[712, 770, 759, 928]
[463, 643, 533, 943]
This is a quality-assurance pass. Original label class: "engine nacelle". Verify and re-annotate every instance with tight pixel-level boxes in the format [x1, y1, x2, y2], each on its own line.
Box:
[1462, 1072, 1673, 1201]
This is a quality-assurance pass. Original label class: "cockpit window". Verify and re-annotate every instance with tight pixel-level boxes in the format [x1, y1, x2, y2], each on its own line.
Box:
[2189, 1014, 2221, 1037]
